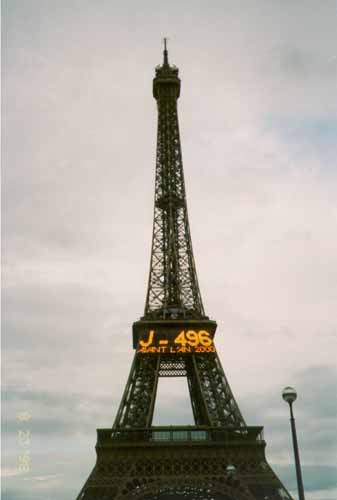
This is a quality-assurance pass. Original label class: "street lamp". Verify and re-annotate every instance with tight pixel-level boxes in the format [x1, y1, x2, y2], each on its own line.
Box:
[226, 464, 236, 477]
[282, 386, 305, 500]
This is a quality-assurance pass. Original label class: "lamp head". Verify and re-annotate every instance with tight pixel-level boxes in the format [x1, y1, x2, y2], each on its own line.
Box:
[226, 464, 236, 477]
[282, 386, 297, 404]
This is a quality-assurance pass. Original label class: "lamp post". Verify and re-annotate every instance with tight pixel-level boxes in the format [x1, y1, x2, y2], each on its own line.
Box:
[282, 386, 305, 500]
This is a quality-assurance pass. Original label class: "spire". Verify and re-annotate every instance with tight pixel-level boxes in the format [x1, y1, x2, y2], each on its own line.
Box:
[153, 39, 180, 101]
[163, 37, 169, 66]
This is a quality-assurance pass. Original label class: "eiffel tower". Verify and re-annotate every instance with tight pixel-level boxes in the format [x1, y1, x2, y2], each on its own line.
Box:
[76, 42, 293, 500]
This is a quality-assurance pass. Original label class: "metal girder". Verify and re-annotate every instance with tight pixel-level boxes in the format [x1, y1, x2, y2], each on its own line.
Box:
[76, 438, 293, 500]
[193, 353, 246, 427]
[113, 351, 245, 429]
[113, 355, 160, 428]
[145, 65, 204, 320]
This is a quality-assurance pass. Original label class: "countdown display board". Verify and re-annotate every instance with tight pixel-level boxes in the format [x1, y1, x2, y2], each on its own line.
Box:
[133, 319, 217, 354]
[136, 328, 215, 354]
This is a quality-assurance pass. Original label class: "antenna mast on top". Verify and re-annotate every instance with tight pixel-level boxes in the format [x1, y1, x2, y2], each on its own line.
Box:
[163, 36, 169, 66]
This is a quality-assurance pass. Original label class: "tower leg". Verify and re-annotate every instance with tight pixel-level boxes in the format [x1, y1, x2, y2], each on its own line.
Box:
[113, 355, 160, 428]
[193, 353, 246, 427]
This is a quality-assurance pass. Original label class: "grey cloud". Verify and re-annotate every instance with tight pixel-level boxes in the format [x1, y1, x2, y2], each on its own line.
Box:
[2, 486, 77, 500]
[2, 387, 117, 434]
[241, 365, 337, 467]
[2, 491, 34, 500]
[274, 465, 337, 492]
[268, 46, 337, 80]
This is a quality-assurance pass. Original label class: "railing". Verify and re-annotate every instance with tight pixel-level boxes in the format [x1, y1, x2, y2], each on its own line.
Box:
[97, 426, 264, 446]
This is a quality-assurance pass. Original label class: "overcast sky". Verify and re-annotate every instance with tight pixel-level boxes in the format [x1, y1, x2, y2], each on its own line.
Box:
[2, 1, 337, 499]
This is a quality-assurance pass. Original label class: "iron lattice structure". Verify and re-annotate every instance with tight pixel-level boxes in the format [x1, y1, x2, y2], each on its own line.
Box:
[113, 352, 245, 429]
[145, 45, 203, 320]
[76, 44, 293, 500]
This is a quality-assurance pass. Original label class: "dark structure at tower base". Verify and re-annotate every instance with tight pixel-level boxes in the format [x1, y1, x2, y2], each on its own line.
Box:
[77, 427, 291, 500]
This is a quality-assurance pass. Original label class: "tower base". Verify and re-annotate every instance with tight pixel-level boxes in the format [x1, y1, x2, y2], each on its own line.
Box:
[76, 426, 293, 500]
